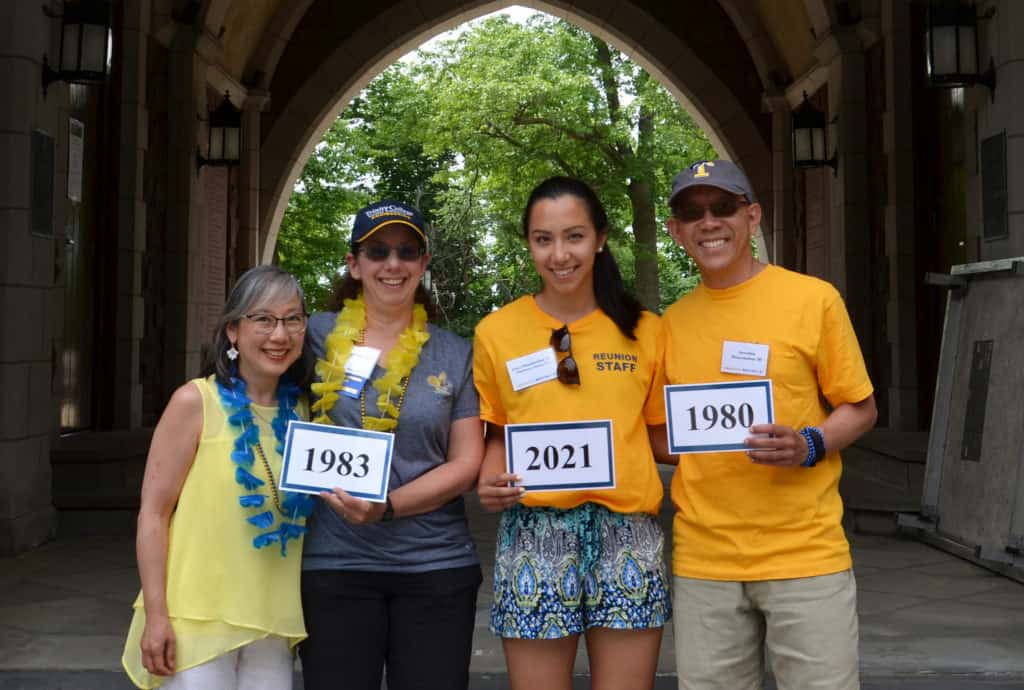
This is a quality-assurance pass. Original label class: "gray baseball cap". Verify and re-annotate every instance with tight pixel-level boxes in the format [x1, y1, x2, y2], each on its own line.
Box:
[669, 159, 756, 204]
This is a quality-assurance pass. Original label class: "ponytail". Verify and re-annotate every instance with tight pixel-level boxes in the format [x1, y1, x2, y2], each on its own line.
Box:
[592, 245, 642, 340]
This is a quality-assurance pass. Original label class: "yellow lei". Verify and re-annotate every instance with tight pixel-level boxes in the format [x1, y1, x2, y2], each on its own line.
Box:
[311, 294, 430, 431]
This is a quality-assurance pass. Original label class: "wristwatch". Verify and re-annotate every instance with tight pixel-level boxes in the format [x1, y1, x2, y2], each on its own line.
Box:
[381, 495, 395, 522]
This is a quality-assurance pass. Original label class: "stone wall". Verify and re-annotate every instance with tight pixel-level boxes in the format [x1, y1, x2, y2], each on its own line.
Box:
[0, 0, 62, 554]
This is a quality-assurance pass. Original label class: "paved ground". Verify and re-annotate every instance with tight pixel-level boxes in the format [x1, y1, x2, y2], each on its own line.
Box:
[3, 466, 1024, 689]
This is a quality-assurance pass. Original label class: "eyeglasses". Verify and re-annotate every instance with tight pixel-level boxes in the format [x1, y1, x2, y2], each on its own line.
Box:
[359, 243, 426, 262]
[244, 312, 308, 335]
[673, 197, 749, 223]
[550, 325, 580, 385]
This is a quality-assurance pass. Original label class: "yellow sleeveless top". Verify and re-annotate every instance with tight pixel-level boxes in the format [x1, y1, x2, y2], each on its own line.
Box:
[122, 376, 308, 689]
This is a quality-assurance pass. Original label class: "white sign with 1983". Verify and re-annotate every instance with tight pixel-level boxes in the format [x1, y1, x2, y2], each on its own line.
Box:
[280, 420, 393, 502]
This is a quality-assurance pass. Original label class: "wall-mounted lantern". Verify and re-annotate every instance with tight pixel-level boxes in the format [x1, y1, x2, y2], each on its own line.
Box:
[792, 92, 837, 175]
[925, 1, 996, 100]
[41, 0, 112, 98]
[197, 92, 242, 173]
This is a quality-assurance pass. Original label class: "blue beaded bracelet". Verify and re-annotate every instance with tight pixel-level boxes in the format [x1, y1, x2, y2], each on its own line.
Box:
[800, 426, 826, 467]
[808, 426, 825, 459]
[799, 428, 817, 467]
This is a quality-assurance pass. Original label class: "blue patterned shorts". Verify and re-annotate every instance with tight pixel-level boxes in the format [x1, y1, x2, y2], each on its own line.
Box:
[490, 502, 671, 639]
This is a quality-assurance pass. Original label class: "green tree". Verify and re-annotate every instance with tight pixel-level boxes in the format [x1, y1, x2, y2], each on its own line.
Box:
[278, 12, 715, 329]
[277, 70, 455, 309]
[417, 16, 714, 309]
[275, 121, 368, 309]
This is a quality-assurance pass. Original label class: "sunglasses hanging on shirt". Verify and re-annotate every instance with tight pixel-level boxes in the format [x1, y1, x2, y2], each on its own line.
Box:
[550, 325, 580, 385]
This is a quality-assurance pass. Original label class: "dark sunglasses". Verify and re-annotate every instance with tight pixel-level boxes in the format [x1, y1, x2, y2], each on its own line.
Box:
[550, 325, 580, 385]
[673, 197, 749, 223]
[359, 243, 425, 262]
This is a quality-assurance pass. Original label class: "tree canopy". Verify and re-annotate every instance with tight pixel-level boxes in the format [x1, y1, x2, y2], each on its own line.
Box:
[278, 12, 715, 335]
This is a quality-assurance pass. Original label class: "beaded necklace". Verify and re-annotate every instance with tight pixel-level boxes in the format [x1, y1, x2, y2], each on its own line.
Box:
[217, 375, 314, 555]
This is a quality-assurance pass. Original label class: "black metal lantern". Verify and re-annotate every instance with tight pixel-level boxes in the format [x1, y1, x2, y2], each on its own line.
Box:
[792, 92, 837, 174]
[42, 0, 112, 98]
[197, 92, 242, 172]
[925, 1, 995, 98]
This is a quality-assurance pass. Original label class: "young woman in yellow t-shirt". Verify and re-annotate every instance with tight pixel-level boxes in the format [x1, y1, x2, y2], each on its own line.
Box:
[474, 177, 670, 690]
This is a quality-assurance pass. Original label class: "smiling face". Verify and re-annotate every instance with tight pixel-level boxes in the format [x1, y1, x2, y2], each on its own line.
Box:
[667, 185, 762, 289]
[526, 194, 607, 302]
[347, 224, 430, 312]
[225, 294, 306, 386]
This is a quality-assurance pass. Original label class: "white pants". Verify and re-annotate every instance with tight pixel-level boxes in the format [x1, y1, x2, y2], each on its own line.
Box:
[161, 636, 294, 690]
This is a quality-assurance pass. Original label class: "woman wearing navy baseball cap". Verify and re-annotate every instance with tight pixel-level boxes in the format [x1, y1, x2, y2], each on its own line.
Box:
[299, 200, 485, 690]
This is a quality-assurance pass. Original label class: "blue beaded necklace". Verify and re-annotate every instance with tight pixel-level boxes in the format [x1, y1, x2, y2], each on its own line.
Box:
[216, 374, 314, 556]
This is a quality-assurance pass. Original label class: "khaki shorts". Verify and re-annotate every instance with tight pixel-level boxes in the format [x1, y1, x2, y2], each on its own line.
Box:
[673, 569, 859, 690]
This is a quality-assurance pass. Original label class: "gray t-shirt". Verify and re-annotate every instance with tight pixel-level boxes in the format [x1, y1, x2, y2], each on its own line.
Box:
[301, 311, 481, 573]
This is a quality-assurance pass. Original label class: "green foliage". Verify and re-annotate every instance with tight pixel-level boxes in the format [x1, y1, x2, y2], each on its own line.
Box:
[278, 12, 715, 332]
[275, 109, 372, 308]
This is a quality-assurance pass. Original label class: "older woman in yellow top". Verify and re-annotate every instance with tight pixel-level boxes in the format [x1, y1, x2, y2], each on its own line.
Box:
[123, 266, 314, 689]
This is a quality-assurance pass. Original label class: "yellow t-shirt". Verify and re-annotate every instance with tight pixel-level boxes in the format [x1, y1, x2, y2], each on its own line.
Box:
[122, 376, 308, 689]
[663, 265, 874, 581]
[473, 296, 666, 515]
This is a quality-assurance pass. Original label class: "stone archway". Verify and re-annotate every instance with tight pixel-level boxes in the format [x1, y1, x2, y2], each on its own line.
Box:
[253, 0, 777, 262]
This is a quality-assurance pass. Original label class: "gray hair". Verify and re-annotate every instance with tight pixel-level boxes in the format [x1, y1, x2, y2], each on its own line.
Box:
[200, 265, 314, 388]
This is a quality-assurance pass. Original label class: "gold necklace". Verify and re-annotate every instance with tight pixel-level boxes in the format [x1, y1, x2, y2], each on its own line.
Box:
[360, 374, 411, 430]
[252, 441, 284, 514]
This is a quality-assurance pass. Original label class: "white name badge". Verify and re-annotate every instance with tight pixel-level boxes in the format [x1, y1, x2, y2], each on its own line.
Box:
[340, 345, 382, 399]
[505, 420, 615, 492]
[664, 380, 775, 454]
[347, 345, 381, 377]
[506, 347, 558, 391]
[280, 420, 393, 501]
[721, 340, 769, 376]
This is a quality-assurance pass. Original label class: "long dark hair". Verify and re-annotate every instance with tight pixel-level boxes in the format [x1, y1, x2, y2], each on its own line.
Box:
[200, 265, 315, 388]
[522, 176, 643, 339]
[325, 237, 439, 320]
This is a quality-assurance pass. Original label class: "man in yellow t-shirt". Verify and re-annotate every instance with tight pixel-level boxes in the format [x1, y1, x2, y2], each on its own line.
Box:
[660, 159, 877, 690]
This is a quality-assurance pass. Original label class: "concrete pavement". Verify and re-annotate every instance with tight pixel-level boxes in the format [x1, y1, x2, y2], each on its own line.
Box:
[3, 466, 1024, 689]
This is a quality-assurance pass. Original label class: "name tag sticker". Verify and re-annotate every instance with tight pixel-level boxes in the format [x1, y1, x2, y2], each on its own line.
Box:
[340, 346, 382, 399]
[721, 340, 769, 376]
[664, 380, 775, 454]
[506, 347, 559, 391]
[505, 420, 615, 492]
[346, 346, 381, 377]
[280, 420, 393, 501]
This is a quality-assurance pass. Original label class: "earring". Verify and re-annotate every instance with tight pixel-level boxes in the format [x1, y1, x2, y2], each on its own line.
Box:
[597, 245, 604, 253]
[226, 345, 239, 361]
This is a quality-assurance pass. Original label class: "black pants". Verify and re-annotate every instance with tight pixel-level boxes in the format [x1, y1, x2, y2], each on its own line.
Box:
[300, 565, 483, 690]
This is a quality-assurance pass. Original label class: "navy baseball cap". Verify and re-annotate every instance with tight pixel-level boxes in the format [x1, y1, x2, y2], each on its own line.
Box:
[669, 159, 756, 204]
[350, 200, 427, 246]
